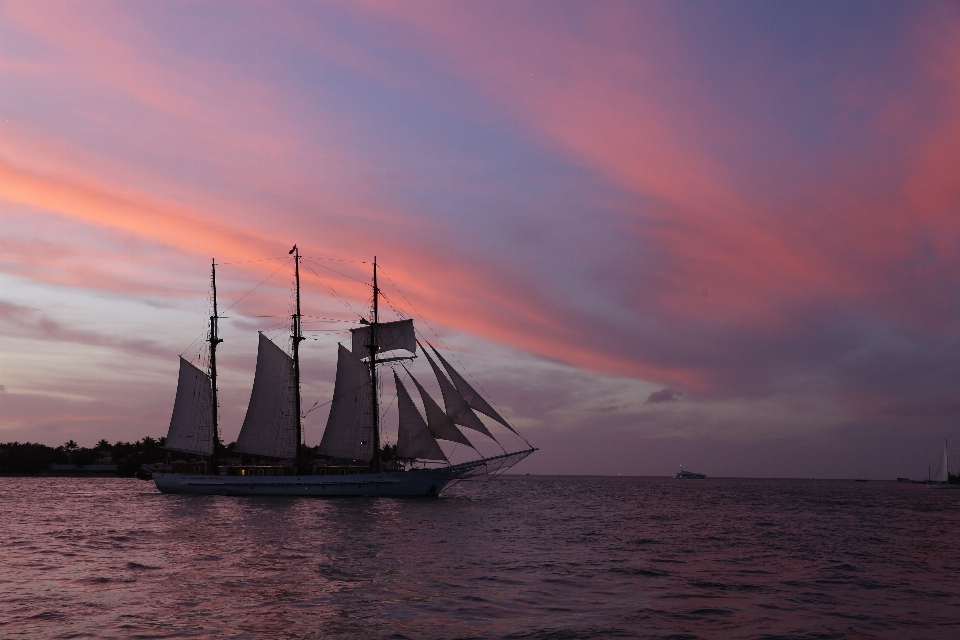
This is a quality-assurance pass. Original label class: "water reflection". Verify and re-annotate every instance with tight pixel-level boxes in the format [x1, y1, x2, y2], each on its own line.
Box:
[1, 477, 958, 638]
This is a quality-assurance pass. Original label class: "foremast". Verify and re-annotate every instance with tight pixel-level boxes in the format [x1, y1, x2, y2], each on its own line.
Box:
[209, 259, 223, 471]
[290, 245, 305, 474]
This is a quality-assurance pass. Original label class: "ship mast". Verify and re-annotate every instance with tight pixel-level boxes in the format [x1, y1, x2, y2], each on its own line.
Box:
[209, 259, 223, 472]
[368, 257, 382, 472]
[290, 245, 305, 474]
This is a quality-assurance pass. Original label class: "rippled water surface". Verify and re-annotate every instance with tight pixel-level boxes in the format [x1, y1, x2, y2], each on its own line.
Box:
[1, 476, 958, 639]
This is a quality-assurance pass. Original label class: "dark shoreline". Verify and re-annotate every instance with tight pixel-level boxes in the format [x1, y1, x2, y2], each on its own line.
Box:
[1, 472, 128, 478]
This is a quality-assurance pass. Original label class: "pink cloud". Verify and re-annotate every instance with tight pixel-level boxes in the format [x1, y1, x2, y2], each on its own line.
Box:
[1, 0, 958, 462]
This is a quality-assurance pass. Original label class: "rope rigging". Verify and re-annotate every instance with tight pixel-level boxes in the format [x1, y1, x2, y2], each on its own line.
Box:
[180, 252, 528, 456]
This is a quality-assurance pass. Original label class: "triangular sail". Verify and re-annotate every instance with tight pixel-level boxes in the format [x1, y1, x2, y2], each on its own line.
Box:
[318, 344, 375, 462]
[422, 348, 496, 440]
[351, 319, 417, 359]
[394, 372, 447, 461]
[428, 345, 517, 434]
[235, 333, 298, 459]
[934, 441, 949, 483]
[408, 371, 474, 448]
[165, 357, 214, 456]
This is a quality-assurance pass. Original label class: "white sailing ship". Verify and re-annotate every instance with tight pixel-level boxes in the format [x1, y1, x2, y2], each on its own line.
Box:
[151, 249, 535, 496]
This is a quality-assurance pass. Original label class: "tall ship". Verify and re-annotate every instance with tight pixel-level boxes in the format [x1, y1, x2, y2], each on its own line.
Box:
[150, 248, 535, 496]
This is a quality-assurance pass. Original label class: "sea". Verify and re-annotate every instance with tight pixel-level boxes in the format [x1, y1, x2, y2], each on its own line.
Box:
[1, 476, 958, 639]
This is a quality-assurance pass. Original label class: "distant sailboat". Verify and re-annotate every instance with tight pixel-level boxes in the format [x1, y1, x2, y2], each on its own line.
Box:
[150, 249, 535, 496]
[930, 440, 958, 489]
[934, 441, 949, 483]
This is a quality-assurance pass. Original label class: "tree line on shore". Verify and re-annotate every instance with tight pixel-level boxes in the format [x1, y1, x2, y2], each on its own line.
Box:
[0, 438, 170, 476]
[0, 439, 402, 476]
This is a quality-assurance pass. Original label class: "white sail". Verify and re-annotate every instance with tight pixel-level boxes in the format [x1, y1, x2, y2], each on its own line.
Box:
[235, 333, 298, 459]
[165, 357, 214, 456]
[318, 344, 375, 462]
[422, 348, 496, 440]
[934, 441, 949, 483]
[407, 371, 474, 447]
[394, 372, 447, 461]
[429, 345, 516, 433]
[351, 319, 416, 358]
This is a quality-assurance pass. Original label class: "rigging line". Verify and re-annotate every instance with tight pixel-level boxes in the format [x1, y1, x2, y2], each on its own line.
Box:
[379, 266, 528, 446]
[221, 258, 292, 313]
[379, 268, 527, 449]
[427, 336, 521, 442]
[178, 331, 206, 358]
[306, 339, 369, 420]
[377, 268, 451, 347]
[375, 266, 422, 317]
[302, 258, 370, 285]
[303, 320, 350, 331]
[305, 335, 350, 343]
[301, 377, 372, 416]
[302, 377, 336, 418]
[178, 294, 217, 358]
[259, 319, 290, 333]
[379, 387, 397, 430]
[218, 257, 288, 265]
[414, 340, 533, 444]
[419, 334, 529, 447]
[301, 256, 369, 263]
[378, 291, 411, 321]
[301, 263, 361, 318]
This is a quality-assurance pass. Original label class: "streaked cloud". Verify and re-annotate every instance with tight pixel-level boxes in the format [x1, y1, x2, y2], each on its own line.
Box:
[646, 389, 684, 405]
[1, 1, 958, 476]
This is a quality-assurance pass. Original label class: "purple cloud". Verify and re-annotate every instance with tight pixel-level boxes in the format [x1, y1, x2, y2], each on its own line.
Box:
[645, 388, 684, 404]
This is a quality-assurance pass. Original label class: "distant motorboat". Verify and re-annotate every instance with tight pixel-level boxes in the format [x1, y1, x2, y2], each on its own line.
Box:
[674, 466, 706, 479]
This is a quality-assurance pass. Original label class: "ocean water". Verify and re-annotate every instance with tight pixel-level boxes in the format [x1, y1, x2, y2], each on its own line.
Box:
[1, 476, 958, 639]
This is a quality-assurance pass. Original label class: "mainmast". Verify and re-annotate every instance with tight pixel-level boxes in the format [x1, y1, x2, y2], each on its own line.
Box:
[290, 245, 305, 474]
[368, 257, 382, 472]
[209, 259, 223, 472]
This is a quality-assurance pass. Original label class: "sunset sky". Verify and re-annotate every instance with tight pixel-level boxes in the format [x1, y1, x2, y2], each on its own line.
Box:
[2, 1, 958, 478]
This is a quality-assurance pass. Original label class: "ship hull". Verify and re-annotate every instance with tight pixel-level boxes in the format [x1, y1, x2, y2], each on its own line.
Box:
[153, 468, 455, 497]
[151, 448, 535, 496]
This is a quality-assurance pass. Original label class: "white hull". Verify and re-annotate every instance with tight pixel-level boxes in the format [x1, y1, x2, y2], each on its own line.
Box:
[152, 449, 534, 497]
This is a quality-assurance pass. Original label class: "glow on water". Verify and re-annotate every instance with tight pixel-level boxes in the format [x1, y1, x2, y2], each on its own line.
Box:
[1, 476, 958, 639]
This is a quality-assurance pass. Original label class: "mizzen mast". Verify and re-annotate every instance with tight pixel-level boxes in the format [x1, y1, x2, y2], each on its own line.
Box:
[290, 245, 305, 474]
[368, 257, 382, 472]
[209, 259, 223, 472]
